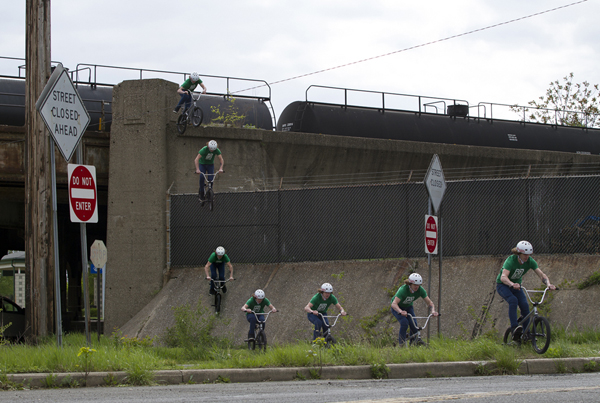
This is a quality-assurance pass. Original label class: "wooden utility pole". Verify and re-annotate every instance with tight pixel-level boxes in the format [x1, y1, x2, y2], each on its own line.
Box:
[25, 0, 54, 340]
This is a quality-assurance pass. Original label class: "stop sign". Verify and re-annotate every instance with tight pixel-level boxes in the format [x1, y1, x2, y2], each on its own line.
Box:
[425, 215, 438, 254]
[68, 164, 98, 223]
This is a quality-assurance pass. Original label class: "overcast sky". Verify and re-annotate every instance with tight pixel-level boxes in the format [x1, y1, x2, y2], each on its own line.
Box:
[1, 0, 599, 121]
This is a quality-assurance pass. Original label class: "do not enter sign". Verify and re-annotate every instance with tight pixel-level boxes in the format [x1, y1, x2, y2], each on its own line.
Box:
[425, 215, 438, 254]
[68, 164, 98, 223]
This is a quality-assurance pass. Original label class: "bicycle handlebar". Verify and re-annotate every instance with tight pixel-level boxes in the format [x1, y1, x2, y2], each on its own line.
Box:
[317, 312, 346, 328]
[208, 277, 234, 284]
[521, 286, 556, 305]
[406, 313, 439, 330]
[245, 310, 277, 323]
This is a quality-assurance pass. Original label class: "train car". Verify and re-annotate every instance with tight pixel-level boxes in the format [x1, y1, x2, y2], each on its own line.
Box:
[0, 79, 274, 131]
[276, 98, 600, 155]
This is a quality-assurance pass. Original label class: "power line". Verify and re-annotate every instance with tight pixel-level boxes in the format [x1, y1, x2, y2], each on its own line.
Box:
[239, 0, 590, 93]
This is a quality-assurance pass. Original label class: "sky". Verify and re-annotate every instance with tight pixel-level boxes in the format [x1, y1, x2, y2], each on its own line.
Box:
[1, 0, 599, 123]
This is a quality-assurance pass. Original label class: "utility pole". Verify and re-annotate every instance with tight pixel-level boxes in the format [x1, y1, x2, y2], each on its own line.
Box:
[25, 0, 54, 340]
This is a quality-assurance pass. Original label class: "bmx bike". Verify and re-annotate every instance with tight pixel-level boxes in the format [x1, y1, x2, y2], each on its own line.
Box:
[245, 310, 276, 352]
[176, 91, 203, 134]
[198, 171, 221, 211]
[207, 278, 233, 314]
[503, 286, 555, 354]
[404, 313, 439, 347]
[315, 313, 345, 347]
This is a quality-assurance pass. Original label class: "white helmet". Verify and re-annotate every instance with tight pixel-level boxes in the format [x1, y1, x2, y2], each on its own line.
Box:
[208, 140, 218, 151]
[190, 72, 200, 82]
[254, 289, 265, 299]
[516, 240, 533, 255]
[408, 273, 423, 285]
[321, 283, 333, 293]
[215, 246, 225, 256]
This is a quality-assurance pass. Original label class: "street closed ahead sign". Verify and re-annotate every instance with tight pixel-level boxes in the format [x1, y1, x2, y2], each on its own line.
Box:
[36, 63, 90, 162]
[68, 164, 98, 223]
[425, 215, 438, 254]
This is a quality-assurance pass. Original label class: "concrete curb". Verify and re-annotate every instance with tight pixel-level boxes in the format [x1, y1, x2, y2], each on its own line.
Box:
[7, 357, 600, 388]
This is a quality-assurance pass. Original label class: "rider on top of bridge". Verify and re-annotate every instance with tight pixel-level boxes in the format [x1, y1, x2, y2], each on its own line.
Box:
[173, 72, 206, 113]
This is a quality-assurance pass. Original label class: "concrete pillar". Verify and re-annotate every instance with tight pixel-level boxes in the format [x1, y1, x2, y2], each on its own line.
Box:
[105, 79, 174, 332]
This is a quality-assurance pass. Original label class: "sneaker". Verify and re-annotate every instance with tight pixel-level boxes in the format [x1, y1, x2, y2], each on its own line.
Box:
[173, 108, 178, 113]
[209, 289, 216, 296]
[245, 337, 255, 342]
[522, 331, 532, 341]
[512, 325, 523, 341]
[222, 285, 227, 294]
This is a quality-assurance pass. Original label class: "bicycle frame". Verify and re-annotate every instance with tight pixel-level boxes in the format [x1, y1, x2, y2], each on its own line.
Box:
[405, 313, 437, 345]
[317, 313, 343, 338]
[515, 286, 550, 333]
[210, 277, 232, 294]
[248, 310, 275, 332]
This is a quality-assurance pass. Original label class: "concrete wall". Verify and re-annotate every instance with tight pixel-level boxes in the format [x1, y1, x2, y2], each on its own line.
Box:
[106, 78, 600, 333]
[119, 255, 600, 344]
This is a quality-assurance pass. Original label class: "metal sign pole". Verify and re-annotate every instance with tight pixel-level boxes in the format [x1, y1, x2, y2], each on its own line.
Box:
[77, 144, 91, 346]
[438, 206, 442, 337]
[427, 198, 432, 342]
[50, 139, 62, 347]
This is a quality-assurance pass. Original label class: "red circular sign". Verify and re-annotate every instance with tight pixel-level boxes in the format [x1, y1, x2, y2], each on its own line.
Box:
[426, 216, 438, 253]
[69, 165, 97, 222]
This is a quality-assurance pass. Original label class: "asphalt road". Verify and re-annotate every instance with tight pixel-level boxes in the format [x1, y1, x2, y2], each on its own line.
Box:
[2, 373, 600, 403]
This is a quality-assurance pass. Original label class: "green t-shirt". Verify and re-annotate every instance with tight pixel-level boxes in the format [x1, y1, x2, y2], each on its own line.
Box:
[309, 293, 338, 314]
[246, 297, 271, 313]
[180, 77, 203, 92]
[391, 284, 428, 308]
[496, 254, 538, 284]
[208, 252, 230, 265]
[198, 146, 222, 165]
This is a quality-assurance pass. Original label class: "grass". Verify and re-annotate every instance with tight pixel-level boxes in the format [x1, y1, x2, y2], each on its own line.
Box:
[0, 328, 599, 379]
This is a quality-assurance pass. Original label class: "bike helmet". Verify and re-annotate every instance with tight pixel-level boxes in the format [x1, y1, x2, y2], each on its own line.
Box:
[254, 289, 265, 299]
[408, 273, 423, 285]
[190, 72, 200, 82]
[516, 240, 533, 255]
[321, 283, 333, 293]
[215, 246, 225, 256]
[208, 140, 218, 151]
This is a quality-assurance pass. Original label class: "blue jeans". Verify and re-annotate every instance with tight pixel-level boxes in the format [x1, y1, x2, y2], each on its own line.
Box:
[175, 92, 191, 112]
[391, 306, 418, 344]
[246, 313, 265, 339]
[199, 164, 215, 198]
[307, 313, 329, 341]
[209, 262, 224, 294]
[496, 283, 530, 330]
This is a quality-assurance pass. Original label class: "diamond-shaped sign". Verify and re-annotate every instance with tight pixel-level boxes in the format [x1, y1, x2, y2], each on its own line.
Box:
[36, 63, 90, 162]
[425, 154, 447, 214]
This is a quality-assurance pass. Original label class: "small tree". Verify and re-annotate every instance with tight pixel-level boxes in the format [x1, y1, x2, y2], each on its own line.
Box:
[512, 73, 600, 128]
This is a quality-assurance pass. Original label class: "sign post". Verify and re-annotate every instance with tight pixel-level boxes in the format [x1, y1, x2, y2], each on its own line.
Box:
[424, 154, 446, 337]
[90, 240, 107, 342]
[36, 64, 90, 346]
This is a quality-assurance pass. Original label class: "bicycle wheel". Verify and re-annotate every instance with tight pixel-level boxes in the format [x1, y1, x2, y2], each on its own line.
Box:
[206, 188, 214, 212]
[192, 107, 203, 127]
[503, 327, 520, 346]
[256, 330, 267, 352]
[214, 293, 221, 314]
[325, 333, 336, 348]
[176, 113, 187, 134]
[531, 316, 551, 354]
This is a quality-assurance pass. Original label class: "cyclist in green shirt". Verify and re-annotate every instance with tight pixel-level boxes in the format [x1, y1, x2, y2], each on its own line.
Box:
[203, 246, 234, 295]
[496, 240, 555, 340]
[391, 273, 438, 346]
[304, 283, 347, 341]
[241, 289, 277, 341]
[194, 140, 224, 205]
[173, 72, 206, 113]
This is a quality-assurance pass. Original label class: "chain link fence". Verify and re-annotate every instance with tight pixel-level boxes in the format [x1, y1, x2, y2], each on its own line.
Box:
[169, 174, 600, 267]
